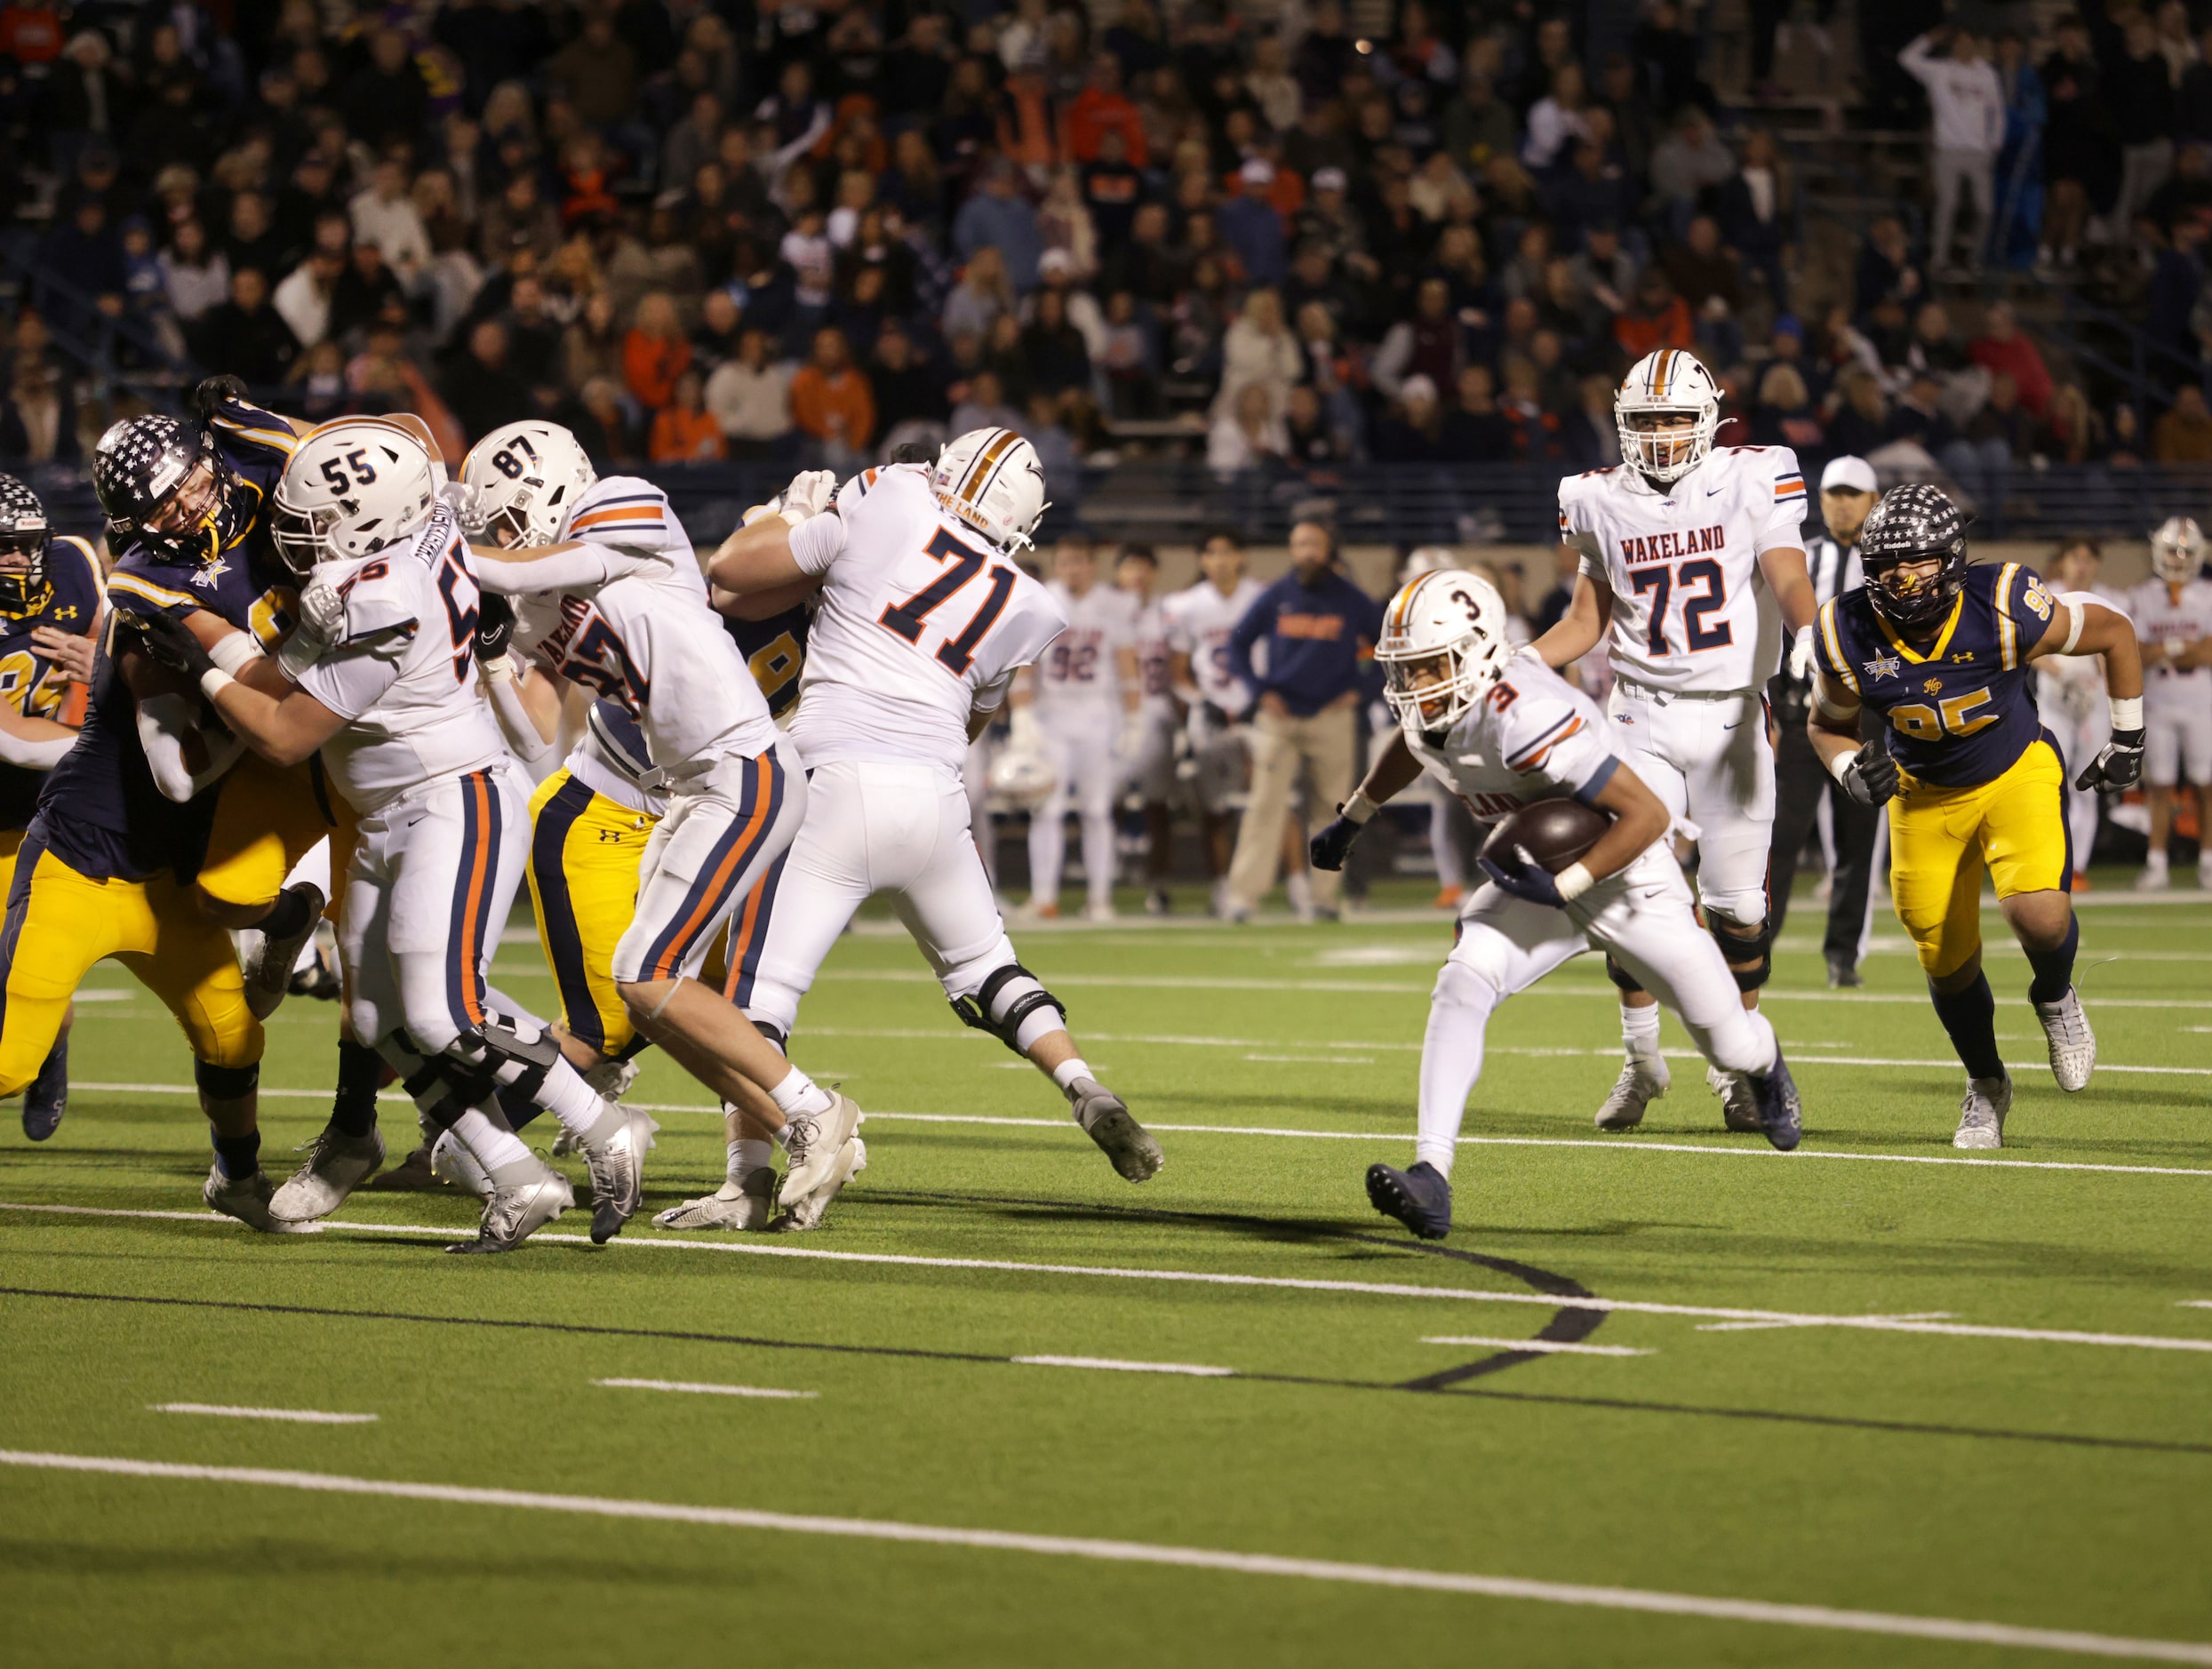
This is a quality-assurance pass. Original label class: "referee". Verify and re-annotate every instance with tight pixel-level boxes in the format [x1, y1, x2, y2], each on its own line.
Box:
[1768, 456, 1881, 987]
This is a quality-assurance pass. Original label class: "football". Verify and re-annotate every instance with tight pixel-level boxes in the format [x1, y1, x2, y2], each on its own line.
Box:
[1481, 796, 1611, 874]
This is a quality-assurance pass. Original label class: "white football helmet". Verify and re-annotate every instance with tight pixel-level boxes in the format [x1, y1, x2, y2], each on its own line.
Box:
[932, 426, 1049, 551]
[271, 419, 439, 577]
[1377, 568, 1515, 734]
[2151, 515, 2205, 584]
[460, 420, 598, 547]
[1400, 546, 1457, 586]
[1616, 348, 1721, 483]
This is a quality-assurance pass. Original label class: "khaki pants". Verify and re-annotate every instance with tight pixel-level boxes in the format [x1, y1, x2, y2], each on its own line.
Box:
[1227, 703, 1359, 912]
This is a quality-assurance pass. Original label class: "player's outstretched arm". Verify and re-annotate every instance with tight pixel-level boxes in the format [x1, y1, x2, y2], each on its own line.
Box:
[127, 611, 346, 768]
[0, 694, 79, 769]
[1806, 667, 1898, 807]
[1529, 569, 1611, 670]
[2032, 598, 2148, 790]
[1310, 732, 1424, 870]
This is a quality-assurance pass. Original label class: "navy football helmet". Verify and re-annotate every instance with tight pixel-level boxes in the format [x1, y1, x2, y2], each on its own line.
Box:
[1857, 483, 1970, 630]
[92, 414, 248, 565]
[0, 474, 50, 617]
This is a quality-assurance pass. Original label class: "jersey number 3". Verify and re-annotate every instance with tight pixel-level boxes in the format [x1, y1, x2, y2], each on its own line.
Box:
[879, 528, 1016, 675]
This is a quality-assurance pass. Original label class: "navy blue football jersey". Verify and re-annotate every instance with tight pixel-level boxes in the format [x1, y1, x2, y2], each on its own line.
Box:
[0, 535, 103, 832]
[723, 602, 809, 719]
[1814, 560, 2057, 788]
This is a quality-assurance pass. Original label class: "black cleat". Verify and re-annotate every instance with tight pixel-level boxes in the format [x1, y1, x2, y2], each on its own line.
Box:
[1825, 954, 1862, 989]
[20, 1034, 66, 1141]
[1366, 1161, 1452, 1239]
[1750, 1050, 1803, 1152]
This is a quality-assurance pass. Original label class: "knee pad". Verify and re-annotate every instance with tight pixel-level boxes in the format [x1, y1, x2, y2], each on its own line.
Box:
[1604, 953, 1648, 994]
[1705, 1007, 1778, 1079]
[949, 961, 1067, 1056]
[1709, 914, 1773, 992]
[448, 1015, 564, 1102]
[1432, 957, 1501, 1018]
[194, 1058, 260, 1099]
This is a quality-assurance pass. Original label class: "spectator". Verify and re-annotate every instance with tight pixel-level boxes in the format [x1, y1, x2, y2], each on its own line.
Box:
[1283, 381, 1345, 464]
[341, 27, 427, 153]
[1649, 108, 1737, 220]
[546, 12, 639, 132]
[649, 369, 727, 463]
[38, 194, 127, 339]
[1066, 51, 1147, 166]
[443, 318, 533, 443]
[2100, 5, 2177, 233]
[1222, 522, 1382, 920]
[0, 354, 78, 465]
[1944, 371, 2030, 508]
[1614, 267, 1695, 359]
[1660, 214, 1745, 317]
[704, 327, 795, 459]
[2152, 382, 2212, 460]
[2146, 215, 2208, 362]
[1828, 368, 1892, 455]
[350, 158, 430, 283]
[1218, 158, 1290, 287]
[1715, 127, 1792, 306]
[1021, 287, 1093, 403]
[221, 193, 285, 291]
[160, 220, 229, 323]
[481, 171, 563, 269]
[329, 238, 406, 345]
[563, 291, 625, 395]
[1991, 32, 2047, 270]
[1370, 373, 1449, 462]
[1216, 287, 1302, 419]
[2044, 380, 2107, 462]
[1443, 364, 1518, 461]
[953, 161, 1042, 291]
[1561, 371, 1625, 467]
[943, 244, 1016, 341]
[1854, 216, 1926, 317]
[789, 325, 874, 468]
[502, 276, 562, 388]
[2108, 398, 2147, 467]
[1902, 28, 2007, 272]
[2039, 14, 2112, 270]
[1522, 64, 1593, 170]
[950, 368, 1024, 437]
[1753, 362, 1825, 450]
[1968, 300, 2054, 418]
[194, 267, 298, 387]
[273, 244, 346, 349]
[622, 291, 691, 414]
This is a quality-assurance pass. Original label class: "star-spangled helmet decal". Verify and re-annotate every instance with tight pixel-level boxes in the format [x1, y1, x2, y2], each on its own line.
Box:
[1857, 483, 1971, 630]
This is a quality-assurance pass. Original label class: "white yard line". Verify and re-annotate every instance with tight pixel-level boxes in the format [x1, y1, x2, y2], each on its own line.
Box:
[1697, 1312, 1954, 1334]
[593, 1378, 816, 1400]
[1, 1450, 2205, 1663]
[1010, 1356, 1235, 1377]
[8, 1201, 2212, 1355]
[1417, 1338, 1652, 1357]
[151, 1403, 376, 1424]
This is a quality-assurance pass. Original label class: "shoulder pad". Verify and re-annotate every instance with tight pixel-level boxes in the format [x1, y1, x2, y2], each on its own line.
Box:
[104, 563, 199, 617]
[48, 537, 104, 623]
[333, 558, 422, 650]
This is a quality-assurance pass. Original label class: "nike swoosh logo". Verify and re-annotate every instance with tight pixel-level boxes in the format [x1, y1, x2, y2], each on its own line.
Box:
[1721, 721, 1742, 730]
[1707, 487, 1724, 496]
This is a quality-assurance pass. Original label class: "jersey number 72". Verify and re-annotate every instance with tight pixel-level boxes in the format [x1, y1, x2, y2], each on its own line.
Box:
[879, 528, 1017, 676]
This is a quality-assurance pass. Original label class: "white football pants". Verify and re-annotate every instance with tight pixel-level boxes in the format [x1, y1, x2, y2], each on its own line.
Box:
[1606, 681, 1775, 925]
[2144, 688, 2212, 788]
[1415, 843, 1778, 1176]
[736, 759, 1025, 1035]
[1031, 705, 1119, 909]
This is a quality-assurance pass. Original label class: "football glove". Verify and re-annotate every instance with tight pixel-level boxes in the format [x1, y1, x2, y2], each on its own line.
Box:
[475, 593, 515, 662]
[1478, 845, 1567, 908]
[1837, 739, 1900, 808]
[188, 373, 250, 421]
[1308, 814, 1365, 872]
[2075, 728, 2146, 793]
[782, 468, 839, 520]
[128, 609, 215, 680]
[439, 479, 491, 539]
[278, 573, 346, 681]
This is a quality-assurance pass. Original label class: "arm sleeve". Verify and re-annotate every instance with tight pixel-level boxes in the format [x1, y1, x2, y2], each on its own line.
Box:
[787, 510, 850, 576]
[136, 692, 244, 801]
[473, 543, 624, 596]
[0, 726, 76, 771]
[484, 667, 557, 768]
[1898, 34, 1938, 82]
[1754, 449, 1809, 555]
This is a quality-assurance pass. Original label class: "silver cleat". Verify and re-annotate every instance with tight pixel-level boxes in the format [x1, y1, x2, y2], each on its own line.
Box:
[781, 1090, 862, 1200]
[654, 1169, 778, 1232]
[1068, 1077, 1163, 1181]
[581, 1105, 659, 1243]
[1707, 1063, 1764, 1133]
[771, 1136, 867, 1232]
[240, 882, 326, 1021]
[446, 1155, 573, 1254]
[268, 1127, 386, 1226]
[1952, 1074, 2013, 1150]
[204, 1163, 311, 1234]
[1595, 1056, 1670, 1130]
[2033, 986, 2096, 1093]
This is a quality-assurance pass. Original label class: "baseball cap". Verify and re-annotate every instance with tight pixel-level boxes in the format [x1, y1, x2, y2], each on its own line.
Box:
[1820, 456, 1879, 494]
[1240, 157, 1276, 187]
[1312, 166, 1347, 193]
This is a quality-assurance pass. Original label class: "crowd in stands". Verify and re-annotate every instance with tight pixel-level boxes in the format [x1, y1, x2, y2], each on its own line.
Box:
[0, 0, 2205, 505]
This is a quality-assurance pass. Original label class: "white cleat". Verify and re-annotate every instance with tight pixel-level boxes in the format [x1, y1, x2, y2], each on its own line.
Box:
[1707, 1063, 1764, 1133]
[771, 1136, 867, 1232]
[654, 1169, 777, 1232]
[580, 1105, 659, 1244]
[2136, 859, 2170, 892]
[204, 1164, 310, 1234]
[1952, 1074, 2013, 1149]
[240, 882, 326, 1020]
[1084, 901, 1118, 923]
[428, 1128, 492, 1199]
[447, 1155, 573, 1254]
[1068, 1077, 1163, 1181]
[1595, 1056, 1670, 1131]
[781, 1090, 863, 1201]
[268, 1127, 386, 1226]
[2033, 986, 2096, 1092]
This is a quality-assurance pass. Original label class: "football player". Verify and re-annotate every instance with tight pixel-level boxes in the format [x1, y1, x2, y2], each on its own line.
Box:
[0, 476, 102, 1141]
[1311, 569, 1802, 1240]
[1114, 544, 1180, 914]
[1536, 349, 1819, 1136]
[702, 430, 1165, 1193]
[2128, 517, 2212, 891]
[132, 420, 661, 1251]
[1163, 529, 1265, 916]
[1809, 484, 2144, 1147]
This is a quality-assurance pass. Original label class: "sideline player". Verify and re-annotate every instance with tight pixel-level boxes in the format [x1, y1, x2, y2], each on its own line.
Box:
[1022, 532, 1136, 921]
[2039, 539, 2121, 887]
[0, 477, 102, 1140]
[1310, 569, 1802, 1239]
[1164, 529, 1264, 916]
[1808, 485, 2144, 1147]
[2128, 517, 2212, 891]
[704, 432, 1165, 1191]
[1536, 348, 1817, 1135]
[1114, 544, 1180, 914]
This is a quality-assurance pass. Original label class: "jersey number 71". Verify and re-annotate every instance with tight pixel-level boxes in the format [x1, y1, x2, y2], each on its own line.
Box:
[879, 528, 1017, 675]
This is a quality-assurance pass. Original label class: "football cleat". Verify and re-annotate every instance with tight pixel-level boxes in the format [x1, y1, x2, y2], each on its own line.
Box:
[369, 1141, 443, 1191]
[288, 928, 340, 1001]
[781, 1090, 863, 1201]
[2136, 857, 2170, 892]
[580, 1105, 659, 1244]
[654, 1169, 777, 1232]
[268, 1126, 386, 1226]
[19, 1034, 67, 1140]
[771, 1136, 867, 1232]
[2033, 986, 2095, 1092]
[1366, 1160, 1452, 1239]
[1067, 1078, 1163, 1181]
[1594, 1055, 1670, 1131]
[1825, 954, 1862, 989]
[446, 1156, 572, 1254]
[1708, 1064, 1765, 1133]
[1145, 887, 1171, 916]
[240, 882, 326, 1020]
[204, 1163, 309, 1234]
[1952, 1074, 2012, 1150]
[1747, 1051, 1802, 1152]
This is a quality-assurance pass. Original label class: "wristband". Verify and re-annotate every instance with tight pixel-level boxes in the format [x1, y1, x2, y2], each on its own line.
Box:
[2110, 695, 2144, 731]
[1341, 789, 1380, 825]
[208, 635, 261, 676]
[1554, 861, 1594, 903]
[198, 668, 236, 701]
[1825, 747, 1857, 786]
[479, 654, 514, 686]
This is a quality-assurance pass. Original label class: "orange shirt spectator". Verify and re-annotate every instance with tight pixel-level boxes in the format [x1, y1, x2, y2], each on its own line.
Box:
[650, 371, 729, 463]
[1065, 52, 1147, 167]
[789, 327, 876, 457]
[1968, 301, 2054, 419]
[1613, 271, 1696, 360]
[623, 292, 691, 411]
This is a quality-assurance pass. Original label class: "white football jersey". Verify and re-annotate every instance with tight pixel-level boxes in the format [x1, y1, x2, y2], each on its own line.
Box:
[1164, 576, 1265, 715]
[2128, 577, 2212, 709]
[294, 499, 508, 813]
[788, 463, 1066, 775]
[1559, 444, 1808, 693]
[563, 699, 666, 816]
[531, 475, 780, 777]
[1122, 590, 1173, 716]
[1404, 650, 1622, 824]
[1034, 579, 1129, 713]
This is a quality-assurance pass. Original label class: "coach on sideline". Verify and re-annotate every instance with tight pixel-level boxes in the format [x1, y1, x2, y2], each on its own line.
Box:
[1223, 521, 1384, 921]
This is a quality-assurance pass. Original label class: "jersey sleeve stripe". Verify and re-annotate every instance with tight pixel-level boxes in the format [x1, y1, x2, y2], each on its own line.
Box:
[213, 413, 301, 454]
[571, 504, 668, 531]
[1505, 714, 1580, 769]
[58, 537, 106, 610]
[1818, 599, 1859, 694]
[1995, 562, 2021, 669]
[107, 571, 197, 609]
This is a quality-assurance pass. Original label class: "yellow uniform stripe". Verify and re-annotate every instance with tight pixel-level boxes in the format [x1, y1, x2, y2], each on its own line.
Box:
[107, 571, 196, 609]
[1818, 598, 1859, 695]
[1994, 562, 2021, 668]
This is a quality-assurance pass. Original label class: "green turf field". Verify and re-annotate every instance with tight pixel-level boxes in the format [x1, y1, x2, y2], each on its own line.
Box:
[3, 874, 2208, 1667]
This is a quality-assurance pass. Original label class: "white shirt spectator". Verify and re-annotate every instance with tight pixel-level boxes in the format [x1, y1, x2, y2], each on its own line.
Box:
[272, 260, 334, 348]
[160, 249, 229, 322]
[1899, 35, 2005, 154]
[704, 357, 795, 442]
[1522, 97, 1593, 169]
[349, 186, 432, 276]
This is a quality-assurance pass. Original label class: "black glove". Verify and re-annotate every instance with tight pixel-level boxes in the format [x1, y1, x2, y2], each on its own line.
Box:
[189, 373, 250, 421]
[475, 592, 515, 662]
[1478, 847, 1568, 907]
[2076, 728, 2146, 793]
[128, 609, 215, 679]
[1309, 811, 1366, 872]
[1838, 739, 1900, 808]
